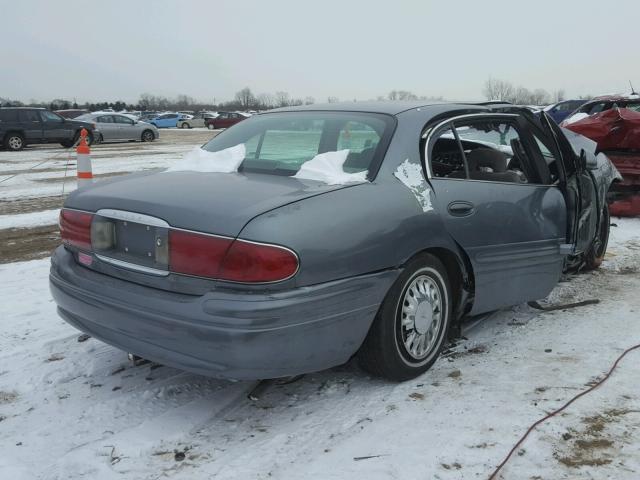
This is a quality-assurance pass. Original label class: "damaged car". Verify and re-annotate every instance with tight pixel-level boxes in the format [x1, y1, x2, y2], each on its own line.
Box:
[50, 102, 619, 382]
[562, 94, 640, 216]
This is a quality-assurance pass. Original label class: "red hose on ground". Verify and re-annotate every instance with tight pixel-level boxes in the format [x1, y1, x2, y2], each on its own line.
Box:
[488, 343, 640, 480]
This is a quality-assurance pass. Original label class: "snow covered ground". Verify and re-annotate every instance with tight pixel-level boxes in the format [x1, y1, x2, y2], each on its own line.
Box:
[0, 219, 639, 479]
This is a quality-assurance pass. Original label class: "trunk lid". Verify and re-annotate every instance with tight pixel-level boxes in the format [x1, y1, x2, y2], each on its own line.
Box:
[66, 170, 349, 237]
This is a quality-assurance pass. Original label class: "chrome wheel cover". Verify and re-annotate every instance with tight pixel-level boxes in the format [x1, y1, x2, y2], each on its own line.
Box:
[9, 136, 22, 149]
[399, 274, 443, 360]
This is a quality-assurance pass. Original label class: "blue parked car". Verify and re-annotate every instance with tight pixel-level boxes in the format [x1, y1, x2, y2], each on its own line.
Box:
[544, 99, 588, 124]
[149, 113, 187, 128]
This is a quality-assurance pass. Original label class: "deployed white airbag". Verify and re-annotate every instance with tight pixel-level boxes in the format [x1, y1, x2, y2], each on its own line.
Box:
[293, 149, 367, 185]
[165, 144, 246, 173]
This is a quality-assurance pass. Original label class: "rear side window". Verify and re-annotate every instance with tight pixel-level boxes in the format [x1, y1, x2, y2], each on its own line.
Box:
[203, 111, 394, 178]
[19, 110, 41, 122]
[0, 110, 19, 122]
[98, 116, 114, 123]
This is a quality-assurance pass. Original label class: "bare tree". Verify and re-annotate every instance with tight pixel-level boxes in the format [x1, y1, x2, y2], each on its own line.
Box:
[483, 78, 515, 102]
[531, 88, 551, 105]
[327, 96, 339, 103]
[553, 89, 566, 102]
[275, 91, 290, 107]
[234, 87, 255, 109]
[304, 96, 315, 105]
[256, 93, 275, 109]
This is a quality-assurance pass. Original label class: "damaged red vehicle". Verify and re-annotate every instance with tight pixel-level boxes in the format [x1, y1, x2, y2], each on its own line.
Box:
[562, 95, 640, 216]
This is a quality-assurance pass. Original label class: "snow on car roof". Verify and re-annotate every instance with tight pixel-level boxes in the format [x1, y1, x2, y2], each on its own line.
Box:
[591, 93, 640, 102]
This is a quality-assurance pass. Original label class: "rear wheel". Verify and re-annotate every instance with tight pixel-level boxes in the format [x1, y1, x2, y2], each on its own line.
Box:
[4, 133, 25, 151]
[207, 123, 215, 130]
[358, 253, 452, 381]
[141, 130, 155, 142]
[584, 204, 610, 270]
[181, 123, 190, 129]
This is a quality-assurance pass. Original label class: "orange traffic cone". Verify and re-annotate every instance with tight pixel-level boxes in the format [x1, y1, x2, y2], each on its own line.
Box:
[76, 128, 93, 188]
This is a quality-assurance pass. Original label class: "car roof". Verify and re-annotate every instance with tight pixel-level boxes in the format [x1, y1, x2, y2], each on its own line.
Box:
[267, 101, 496, 116]
[589, 93, 640, 103]
[0, 107, 46, 110]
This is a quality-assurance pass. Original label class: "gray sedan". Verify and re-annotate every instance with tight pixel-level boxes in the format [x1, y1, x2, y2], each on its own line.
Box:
[76, 113, 159, 143]
[50, 102, 618, 381]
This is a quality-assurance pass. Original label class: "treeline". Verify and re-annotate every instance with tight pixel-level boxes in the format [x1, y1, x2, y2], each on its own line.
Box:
[0, 88, 445, 112]
[3, 80, 590, 112]
[483, 77, 593, 105]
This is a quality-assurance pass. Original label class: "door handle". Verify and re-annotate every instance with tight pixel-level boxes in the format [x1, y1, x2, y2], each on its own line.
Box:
[447, 201, 475, 217]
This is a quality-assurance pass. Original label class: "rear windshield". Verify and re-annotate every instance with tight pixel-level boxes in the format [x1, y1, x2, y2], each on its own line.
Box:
[201, 111, 395, 178]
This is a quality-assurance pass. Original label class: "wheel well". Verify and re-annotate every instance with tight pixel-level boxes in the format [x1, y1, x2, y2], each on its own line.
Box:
[3, 130, 24, 141]
[408, 247, 474, 323]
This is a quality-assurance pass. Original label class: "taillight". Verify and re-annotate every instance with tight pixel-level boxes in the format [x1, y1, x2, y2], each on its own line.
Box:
[218, 240, 299, 283]
[168, 230, 233, 278]
[168, 230, 298, 283]
[59, 209, 93, 251]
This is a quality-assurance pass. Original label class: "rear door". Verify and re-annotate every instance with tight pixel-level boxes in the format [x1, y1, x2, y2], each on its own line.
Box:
[216, 112, 230, 128]
[425, 114, 567, 314]
[18, 110, 44, 142]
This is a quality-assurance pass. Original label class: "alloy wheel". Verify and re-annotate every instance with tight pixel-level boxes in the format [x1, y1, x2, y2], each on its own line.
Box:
[399, 274, 444, 361]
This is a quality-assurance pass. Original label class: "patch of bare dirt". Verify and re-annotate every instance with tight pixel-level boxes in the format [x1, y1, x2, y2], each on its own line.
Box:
[554, 408, 639, 468]
[0, 195, 66, 215]
[0, 391, 18, 404]
[0, 225, 59, 263]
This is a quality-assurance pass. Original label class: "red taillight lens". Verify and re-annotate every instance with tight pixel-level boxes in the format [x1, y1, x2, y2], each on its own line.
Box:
[168, 230, 233, 278]
[218, 240, 298, 283]
[59, 209, 93, 251]
[168, 230, 298, 283]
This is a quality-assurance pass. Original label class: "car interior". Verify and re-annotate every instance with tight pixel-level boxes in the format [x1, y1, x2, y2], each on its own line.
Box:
[427, 120, 560, 185]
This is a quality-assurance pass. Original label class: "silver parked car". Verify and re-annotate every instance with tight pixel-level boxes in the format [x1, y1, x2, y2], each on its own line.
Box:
[76, 113, 159, 143]
[50, 102, 618, 381]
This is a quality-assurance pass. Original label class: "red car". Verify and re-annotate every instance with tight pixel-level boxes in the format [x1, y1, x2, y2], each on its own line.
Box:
[206, 112, 249, 130]
[562, 94, 640, 216]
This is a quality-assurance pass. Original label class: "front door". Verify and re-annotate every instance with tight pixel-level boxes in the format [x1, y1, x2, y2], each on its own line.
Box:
[114, 115, 136, 140]
[39, 110, 72, 141]
[426, 114, 567, 315]
[540, 113, 599, 254]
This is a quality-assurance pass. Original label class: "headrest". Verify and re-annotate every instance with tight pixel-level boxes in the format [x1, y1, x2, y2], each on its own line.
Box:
[466, 148, 509, 172]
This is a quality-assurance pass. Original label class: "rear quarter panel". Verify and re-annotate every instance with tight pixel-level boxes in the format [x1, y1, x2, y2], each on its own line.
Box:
[238, 180, 462, 287]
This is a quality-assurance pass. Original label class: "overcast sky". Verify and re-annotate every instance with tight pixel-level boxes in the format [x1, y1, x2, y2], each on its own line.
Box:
[1, 0, 638, 104]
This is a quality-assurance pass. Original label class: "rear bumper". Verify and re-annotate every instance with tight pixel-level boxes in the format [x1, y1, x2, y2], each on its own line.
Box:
[50, 246, 398, 380]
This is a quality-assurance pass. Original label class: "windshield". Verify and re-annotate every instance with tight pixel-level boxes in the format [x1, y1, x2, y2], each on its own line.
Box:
[201, 111, 394, 178]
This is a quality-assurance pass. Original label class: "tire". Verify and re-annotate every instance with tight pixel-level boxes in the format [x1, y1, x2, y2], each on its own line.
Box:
[358, 253, 452, 381]
[141, 130, 155, 142]
[207, 123, 215, 130]
[60, 140, 73, 148]
[4, 133, 25, 151]
[181, 123, 190, 129]
[584, 203, 610, 271]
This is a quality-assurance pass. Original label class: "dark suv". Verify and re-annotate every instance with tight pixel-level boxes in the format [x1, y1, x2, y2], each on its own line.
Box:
[0, 107, 97, 151]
